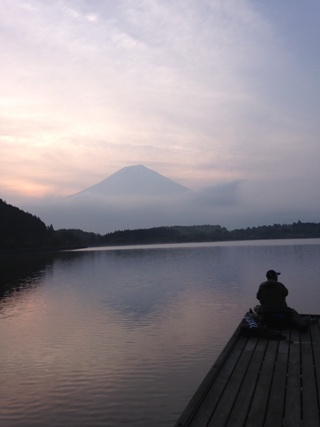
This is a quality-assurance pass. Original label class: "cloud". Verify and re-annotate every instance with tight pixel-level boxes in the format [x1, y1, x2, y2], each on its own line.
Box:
[1, 1, 320, 229]
[189, 182, 241, 207]
[18, 174, 320, 235]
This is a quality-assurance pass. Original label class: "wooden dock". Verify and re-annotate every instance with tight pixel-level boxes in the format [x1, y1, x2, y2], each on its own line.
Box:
[175, 314, 320, 427]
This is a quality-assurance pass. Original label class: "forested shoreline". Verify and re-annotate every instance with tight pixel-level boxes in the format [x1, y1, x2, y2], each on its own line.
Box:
[99, 222, 320, 245]
[1, 198, 320, 251]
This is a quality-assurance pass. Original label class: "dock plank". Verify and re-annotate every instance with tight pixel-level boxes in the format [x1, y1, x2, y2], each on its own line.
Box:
[180, 335, 249, 427]
[226, 338, 268, 426]
[207, 337, 259, 427]
[283, 328, 301, 427]
[174, 314, 320, 427]
[245, 340, 278, 427]
[263, 339, 289, 427]
[300, 324, 320, 426]
[309, 320, 320, 418]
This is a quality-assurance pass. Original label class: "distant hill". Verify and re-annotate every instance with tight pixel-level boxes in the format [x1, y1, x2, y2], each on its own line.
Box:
[69, 164, 190, 197]
[101, 222, 320, 245]
[0, 199, 98, 251]
[2, 197, 320, 251]
[0, 199, 53, 249]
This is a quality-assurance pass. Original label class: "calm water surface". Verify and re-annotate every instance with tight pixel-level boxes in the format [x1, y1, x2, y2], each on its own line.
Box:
[1, 239, 320, 426]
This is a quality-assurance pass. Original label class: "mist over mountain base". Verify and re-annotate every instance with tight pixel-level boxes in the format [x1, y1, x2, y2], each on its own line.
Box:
[11, 165, 320, 234]
[20, 191, 317, 234]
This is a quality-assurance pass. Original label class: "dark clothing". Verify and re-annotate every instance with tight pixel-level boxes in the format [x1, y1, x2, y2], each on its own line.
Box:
[255, 277, 307, 331]
[256, 279, 288, 311]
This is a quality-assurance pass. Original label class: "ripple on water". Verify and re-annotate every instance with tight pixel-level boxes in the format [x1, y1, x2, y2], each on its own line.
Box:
[1, 241, 320, 426]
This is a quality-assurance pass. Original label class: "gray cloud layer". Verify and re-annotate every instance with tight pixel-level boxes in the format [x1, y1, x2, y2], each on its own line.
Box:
[1, 1, 320, 230]
[21, 176, 319, 234]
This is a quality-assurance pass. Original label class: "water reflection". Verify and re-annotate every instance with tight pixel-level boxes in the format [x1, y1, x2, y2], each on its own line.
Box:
[1, 240, 320, 426]
[0, 253, 53, 297]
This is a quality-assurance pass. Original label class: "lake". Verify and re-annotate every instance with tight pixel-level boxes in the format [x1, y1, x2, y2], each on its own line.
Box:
[1, 239, 320, 426]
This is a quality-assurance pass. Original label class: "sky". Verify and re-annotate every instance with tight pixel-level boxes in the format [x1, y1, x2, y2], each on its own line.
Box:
[1, 0, 320, 233]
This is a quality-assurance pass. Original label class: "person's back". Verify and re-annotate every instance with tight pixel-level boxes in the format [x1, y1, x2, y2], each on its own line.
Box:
[256, 270, 288, 311]
[255, 269, 308, 331]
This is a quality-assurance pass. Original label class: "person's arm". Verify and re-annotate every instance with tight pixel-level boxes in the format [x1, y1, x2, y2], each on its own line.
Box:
[282, 284, 288, 297]
[257, 285, 262, 301]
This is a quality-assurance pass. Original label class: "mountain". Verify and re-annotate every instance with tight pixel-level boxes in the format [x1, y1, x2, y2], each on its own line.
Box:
[70, 165, 190, 198]
[21, 165, 195, 233]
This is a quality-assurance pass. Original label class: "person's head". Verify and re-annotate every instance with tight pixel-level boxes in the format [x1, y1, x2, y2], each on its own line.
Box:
[266, 270, 281, 280]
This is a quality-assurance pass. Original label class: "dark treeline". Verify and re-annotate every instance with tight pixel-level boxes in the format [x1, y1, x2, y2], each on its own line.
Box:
[54, 222, 320, 247]
[101, 222, 320, 246]
[1, 198, 320, 250]
[0, 199, 53, 249]
[0, 199, 92, 251]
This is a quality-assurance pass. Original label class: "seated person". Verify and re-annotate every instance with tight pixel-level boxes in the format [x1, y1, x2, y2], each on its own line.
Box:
[255, 270, 307, 330]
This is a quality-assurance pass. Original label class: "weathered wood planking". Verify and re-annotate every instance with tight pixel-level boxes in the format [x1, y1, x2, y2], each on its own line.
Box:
[175, 315, 320, 427]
